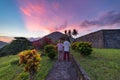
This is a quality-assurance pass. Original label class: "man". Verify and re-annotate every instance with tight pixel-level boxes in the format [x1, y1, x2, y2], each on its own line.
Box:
[63, 38, 70, 61]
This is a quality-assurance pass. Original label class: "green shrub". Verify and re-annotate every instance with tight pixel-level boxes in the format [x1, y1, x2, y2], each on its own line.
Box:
[71, 42, 79, 50]
[0, 37, 33, 57]
[44, 45, 56, 59]
[77, 42, 92, 56]
[10, 59, 19, 65]
[17, 72, 29, 80]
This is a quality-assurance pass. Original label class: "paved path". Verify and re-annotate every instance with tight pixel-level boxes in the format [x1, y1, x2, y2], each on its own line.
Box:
[46, 60, 78, 80]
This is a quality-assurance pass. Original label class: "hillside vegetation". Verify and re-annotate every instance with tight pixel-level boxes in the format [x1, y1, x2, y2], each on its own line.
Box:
[0, 55, 55, 80]
[0, 41, 8, 48]
[0, 37, 33, 57]
[72, 48, 120, 80]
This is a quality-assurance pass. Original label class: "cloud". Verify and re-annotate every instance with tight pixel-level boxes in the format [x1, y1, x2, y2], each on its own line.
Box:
[17, 1, 120, 38]
[17, 0, 71, 34]
[80, 11, 120, 27]
[54, 21, 68, 31]
[0, 36, 14, 43]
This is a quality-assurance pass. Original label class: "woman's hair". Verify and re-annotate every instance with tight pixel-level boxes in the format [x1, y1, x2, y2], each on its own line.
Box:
[58, 39, 62, 43]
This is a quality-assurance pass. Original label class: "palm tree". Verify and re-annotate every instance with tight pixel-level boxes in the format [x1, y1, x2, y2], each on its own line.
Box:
[64, 30, 67, 35]
[68, 30, 72, 37]
[72, 29, 78, 42]
[72, 29, 78, 37]
[63, 29, 78, 43]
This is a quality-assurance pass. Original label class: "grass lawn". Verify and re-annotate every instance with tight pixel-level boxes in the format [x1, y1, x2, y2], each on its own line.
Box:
[72, 48, 120, 80]
[0, 53, 55, 80]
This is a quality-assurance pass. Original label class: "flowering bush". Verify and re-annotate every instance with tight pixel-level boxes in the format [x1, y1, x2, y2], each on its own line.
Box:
[42, 37, 55, 49]
[19, 49, 41, 80]
[32, 37, 54, 50]
[44, 44, 56, 59]
[43, 37, 53, 44]
[77, 42, 92, 56]
[32, 41, 41, 49]
[71, 42, 79, 50]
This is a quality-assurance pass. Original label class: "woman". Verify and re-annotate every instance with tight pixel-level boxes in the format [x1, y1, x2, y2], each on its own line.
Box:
[57, 40, 64, 61]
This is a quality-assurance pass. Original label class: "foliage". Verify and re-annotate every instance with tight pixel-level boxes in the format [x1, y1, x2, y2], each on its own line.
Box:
[77, 42, 92, 56]
[19, 49, 41, 80]
[44, 44, 56, 59]
[42, 37, 54, 49]
[64, 30, 67, 35]
[64, 29, 78, 37]
[32, 41, 41, 49]
[17, 72, 29, 80]
[10, 59, 19, 65]
[68, 30, 72, 36]
[72, 29, 78, 36]
[32, 37, 54, 50]
[0, 55, 55, 80]
[0, 37, 33, 57]
[64, 29, 78, 42]
[72, 49, 120, 80]
[71, 42, 79, 50]
[43, 37, 53, 44]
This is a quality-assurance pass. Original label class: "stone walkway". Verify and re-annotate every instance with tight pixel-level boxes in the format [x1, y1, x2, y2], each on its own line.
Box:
[46, 60, 78, 80]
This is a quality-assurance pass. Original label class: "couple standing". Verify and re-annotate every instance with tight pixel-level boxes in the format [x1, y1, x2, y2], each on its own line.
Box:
[57, 39, 70, 61]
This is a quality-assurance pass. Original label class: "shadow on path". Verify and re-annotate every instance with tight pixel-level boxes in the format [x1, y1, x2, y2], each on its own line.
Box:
[46, 60, 78, 80]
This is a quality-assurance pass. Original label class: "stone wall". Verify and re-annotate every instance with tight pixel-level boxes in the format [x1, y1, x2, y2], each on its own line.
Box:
[103, 30, 120, 48]
[76, 29, 120, 48]
[76, 30, 104, 48]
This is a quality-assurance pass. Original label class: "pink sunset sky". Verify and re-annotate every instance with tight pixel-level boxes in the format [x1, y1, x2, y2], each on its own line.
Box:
[0, 0, 120, 40]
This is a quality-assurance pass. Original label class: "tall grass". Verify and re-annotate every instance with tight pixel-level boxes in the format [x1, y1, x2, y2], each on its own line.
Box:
[0, 54, 55, 80]
[72, 48, 120, 80]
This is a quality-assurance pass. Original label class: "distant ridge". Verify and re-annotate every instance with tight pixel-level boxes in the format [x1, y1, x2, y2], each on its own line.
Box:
[28, 37, 41, 42]
[38, 31, 65, 42]
[0, 41, 8, 48]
